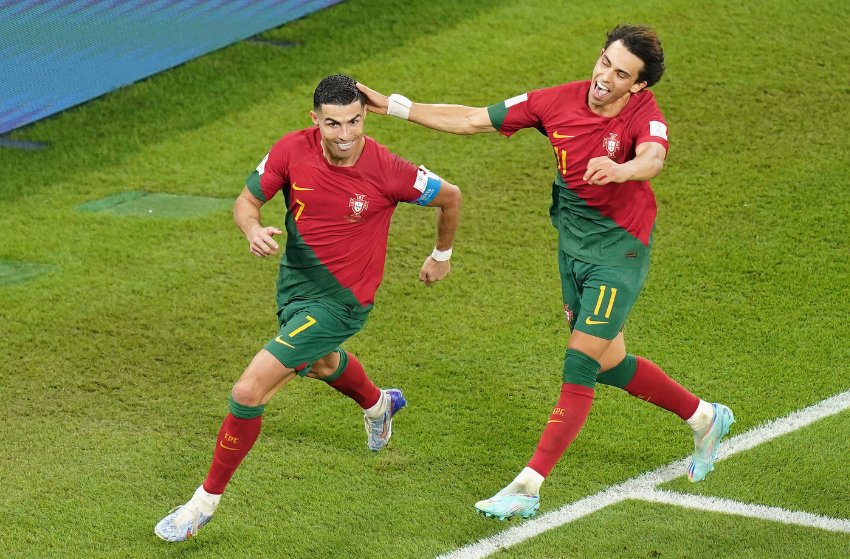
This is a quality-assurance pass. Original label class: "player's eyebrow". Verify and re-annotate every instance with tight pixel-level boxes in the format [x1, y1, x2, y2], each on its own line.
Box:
[323, 115, 360, 124]
[602, 53, 632, 79]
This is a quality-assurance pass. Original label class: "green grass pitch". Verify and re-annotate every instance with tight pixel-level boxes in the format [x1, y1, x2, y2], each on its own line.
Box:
[1, 0, 848, 557]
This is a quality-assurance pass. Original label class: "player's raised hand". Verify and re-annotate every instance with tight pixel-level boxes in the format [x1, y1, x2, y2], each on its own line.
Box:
[355, 82, 389, 115]
[419, 256, 450, 287]
[248, 225, 282, 257]
[583, 156, 631, 185]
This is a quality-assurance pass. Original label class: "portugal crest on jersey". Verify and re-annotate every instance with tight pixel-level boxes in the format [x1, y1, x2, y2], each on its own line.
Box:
[347, 193, 369, 221]
[603, 132, 620, 158]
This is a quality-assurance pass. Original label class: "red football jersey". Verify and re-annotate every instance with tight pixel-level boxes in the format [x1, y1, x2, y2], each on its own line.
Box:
[247, 127, 431, 310]
[489, 81, 669, 266]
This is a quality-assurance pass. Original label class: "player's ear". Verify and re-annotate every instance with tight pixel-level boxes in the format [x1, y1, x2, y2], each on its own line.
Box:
[630, 81, 647, 94]
[310, 110, 319, 125]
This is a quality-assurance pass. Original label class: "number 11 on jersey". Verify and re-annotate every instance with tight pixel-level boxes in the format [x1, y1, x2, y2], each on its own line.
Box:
[553, 146, 568, 177]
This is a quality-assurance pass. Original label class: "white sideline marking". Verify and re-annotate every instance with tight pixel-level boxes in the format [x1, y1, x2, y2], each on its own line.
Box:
[636, 489, 850, 533]
[437, 389, 850, 559]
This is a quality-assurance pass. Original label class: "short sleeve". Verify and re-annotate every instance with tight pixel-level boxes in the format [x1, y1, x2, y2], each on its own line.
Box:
[633, 101, 669, 155]
[374, 146, 420, 204]
[487, 91, 540, 137]
[245, 139, 289, 202]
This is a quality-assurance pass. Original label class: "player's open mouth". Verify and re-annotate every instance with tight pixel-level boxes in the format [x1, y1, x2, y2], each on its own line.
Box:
[337, 140, 354, 150]
[592, 79, 610, 100]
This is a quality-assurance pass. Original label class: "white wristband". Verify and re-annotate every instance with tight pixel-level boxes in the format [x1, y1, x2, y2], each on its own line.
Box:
[431, 247, 452, 261]
[387, 93, 412, 120]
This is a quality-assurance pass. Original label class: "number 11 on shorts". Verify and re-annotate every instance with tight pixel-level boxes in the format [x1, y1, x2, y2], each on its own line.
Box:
[593, 285, 617, 319]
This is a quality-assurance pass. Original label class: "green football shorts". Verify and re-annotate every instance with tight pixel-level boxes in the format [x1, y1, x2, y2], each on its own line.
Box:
[558, 248, 650, 340]
[263, 298, 367, 376]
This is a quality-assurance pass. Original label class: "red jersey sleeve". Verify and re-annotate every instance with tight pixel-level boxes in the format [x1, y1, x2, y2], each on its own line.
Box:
[631, 96, 670, 155]
[245, 134, 292, 203]
[372, 142, 420, 204]
[258, 138, 290, 200]
[487, 90, 544, 138]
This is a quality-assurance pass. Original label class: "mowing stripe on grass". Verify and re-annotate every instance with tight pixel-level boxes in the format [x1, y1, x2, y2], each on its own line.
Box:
[635, 489, 850, 533]
[0, 259, 53, 286]
[77, 191, 232, 218]
[438, 389, 850, 559]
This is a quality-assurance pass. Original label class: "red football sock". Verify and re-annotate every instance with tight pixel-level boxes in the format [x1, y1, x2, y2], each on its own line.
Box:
[527, 383, 595, 478]
[203, 413, 262, 495]
[327, 352, 381, 409]
[624, 357, 700, 420]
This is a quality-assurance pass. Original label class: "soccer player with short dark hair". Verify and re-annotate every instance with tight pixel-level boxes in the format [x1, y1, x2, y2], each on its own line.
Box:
[155, 74, 462, 541]
[358, 24, 733, 520]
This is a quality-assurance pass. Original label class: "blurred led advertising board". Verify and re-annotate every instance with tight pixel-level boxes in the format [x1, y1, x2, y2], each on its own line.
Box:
[0, 0, 343, 135]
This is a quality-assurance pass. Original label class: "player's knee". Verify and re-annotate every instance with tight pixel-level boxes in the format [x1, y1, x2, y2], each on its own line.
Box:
[230, 380, 264, 407]
[562, 348, 601, 387]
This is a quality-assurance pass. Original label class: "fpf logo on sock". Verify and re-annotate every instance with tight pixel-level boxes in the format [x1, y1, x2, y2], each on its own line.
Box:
[548, 407, 567, 423]
[220, 433, 239, 451]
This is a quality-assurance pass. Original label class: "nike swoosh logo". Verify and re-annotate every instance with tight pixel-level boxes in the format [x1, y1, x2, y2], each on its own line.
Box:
[585, 317, 609, 325]
[219, 441, 238, 451]
[274, 336, 295, 348]
[291, 182, 313, 191]
[552, 131, 574, 139]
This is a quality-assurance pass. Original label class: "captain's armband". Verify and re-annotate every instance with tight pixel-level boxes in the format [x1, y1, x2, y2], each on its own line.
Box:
[412, 166, 442, 206]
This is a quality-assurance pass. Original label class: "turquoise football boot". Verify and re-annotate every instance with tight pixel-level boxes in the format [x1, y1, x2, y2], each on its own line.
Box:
[475, 493, 540, 520]
[688, 403, 735, 482]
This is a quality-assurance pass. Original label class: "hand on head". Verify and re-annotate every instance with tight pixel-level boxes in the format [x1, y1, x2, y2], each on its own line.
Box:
[355, 82, 389, 115]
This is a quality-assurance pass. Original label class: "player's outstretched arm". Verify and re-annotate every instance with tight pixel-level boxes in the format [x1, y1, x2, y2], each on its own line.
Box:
[356, 82, 495, 136]
[233, 186, 283, 258]
[419, 180, 461, 287]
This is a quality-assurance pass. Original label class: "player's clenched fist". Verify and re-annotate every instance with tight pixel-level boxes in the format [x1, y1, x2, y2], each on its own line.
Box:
[419, 256, 451, 287]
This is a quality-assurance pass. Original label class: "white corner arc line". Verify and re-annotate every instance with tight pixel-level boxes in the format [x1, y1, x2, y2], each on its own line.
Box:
[437, 389, 850, 559]
[635, 489, 850, 533]
[437, 490, 628, 559]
